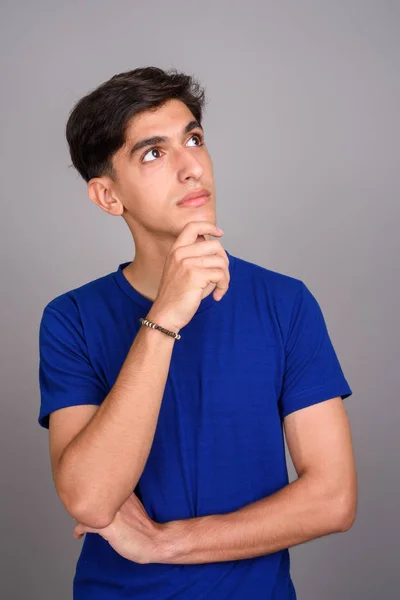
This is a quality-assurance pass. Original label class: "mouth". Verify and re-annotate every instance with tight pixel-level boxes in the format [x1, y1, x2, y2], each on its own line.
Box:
[177, 189, 211, 208]
[177, 194, 210, 208]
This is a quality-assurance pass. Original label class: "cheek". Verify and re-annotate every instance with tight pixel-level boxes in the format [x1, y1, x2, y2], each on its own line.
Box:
[126, 175, 169, 219]
[121, 168, 163, 204]
[140, 161, 171, 190]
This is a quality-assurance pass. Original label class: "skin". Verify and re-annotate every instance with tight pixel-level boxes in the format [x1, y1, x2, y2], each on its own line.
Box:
[87, 98, 218, 302]
[73, 396, 357, 564]
[73, 97, 223, 555]
[73, 99, 357, 563]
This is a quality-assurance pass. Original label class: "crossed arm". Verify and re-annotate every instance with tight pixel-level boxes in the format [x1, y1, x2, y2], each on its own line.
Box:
[73, 396, 358, 564]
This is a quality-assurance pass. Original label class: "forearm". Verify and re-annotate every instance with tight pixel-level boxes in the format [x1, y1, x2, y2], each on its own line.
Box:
[158, 474, 353, 564]
[57, 305, 178, 528]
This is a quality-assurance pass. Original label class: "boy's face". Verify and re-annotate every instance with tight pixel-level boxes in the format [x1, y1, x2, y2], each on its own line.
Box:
[108, 98, 216, 238]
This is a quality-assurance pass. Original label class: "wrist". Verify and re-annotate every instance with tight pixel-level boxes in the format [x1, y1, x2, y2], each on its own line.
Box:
[152, 520, 190, 564]
[146, 306, 181, 334]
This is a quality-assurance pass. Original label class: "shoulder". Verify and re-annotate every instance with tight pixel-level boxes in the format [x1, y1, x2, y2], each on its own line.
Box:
[228, 252, 321, 345]
[230, 251, 305, 302]
[39, 269, 118, 342]
[41, 268, 116, 320]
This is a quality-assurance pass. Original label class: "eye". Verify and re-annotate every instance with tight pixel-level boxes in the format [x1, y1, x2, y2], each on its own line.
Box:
[141, 133, 204, 163]
[187, 133, 204, 147]
[142, 148, 163, 163]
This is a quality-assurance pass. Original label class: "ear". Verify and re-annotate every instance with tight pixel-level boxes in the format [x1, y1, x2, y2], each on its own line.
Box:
[87, 177, 124, 216]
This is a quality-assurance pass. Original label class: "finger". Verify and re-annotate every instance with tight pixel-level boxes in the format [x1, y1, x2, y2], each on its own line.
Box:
[73, 523, 99, 538]
[172, 221, 224, 251]
[185, 255, 229, 281]
[174, 242, 230, 299]
[189, 256, 230, 300]
[174, 239, 229, 267]
[73, 524, 85, 538]
[198, 266, 230, 298]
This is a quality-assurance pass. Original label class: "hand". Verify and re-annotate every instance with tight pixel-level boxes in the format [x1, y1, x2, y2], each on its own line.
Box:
[73, 492, 164, 564]
[149, 221, 230, 332]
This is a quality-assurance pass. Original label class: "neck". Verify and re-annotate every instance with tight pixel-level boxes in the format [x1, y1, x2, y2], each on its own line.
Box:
[123, 248, 166, 303]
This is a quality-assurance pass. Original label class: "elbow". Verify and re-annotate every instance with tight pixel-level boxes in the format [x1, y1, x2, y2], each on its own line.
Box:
[331, 489, 358, 533]
[70, 502, 115, 529]
[57, 485, 116, 529]
[337, 501, 357, 532]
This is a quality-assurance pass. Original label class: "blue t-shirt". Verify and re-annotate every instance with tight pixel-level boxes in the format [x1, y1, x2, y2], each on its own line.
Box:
[38, 250, 352, 599]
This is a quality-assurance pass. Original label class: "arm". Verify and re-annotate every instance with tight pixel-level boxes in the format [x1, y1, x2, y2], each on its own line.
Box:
[48, 223, 228, 531]
[54, 304, 178, 529]
[157, 396, 358, 564]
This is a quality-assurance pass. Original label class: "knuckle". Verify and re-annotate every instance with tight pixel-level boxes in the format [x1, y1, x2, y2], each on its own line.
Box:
[181, 256, 191, 268]
[211, 240, 222, 251]
[189, 266, 200, 282]
[186, 221, 200, 231]
[172, 247, 183, 262]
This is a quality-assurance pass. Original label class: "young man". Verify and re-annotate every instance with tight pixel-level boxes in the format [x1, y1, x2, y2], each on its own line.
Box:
[38, 66, 357, 599]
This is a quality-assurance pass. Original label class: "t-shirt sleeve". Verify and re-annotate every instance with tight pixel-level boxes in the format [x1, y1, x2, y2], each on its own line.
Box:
[278, 281, 353, 419]
[38, 302, 108, 429]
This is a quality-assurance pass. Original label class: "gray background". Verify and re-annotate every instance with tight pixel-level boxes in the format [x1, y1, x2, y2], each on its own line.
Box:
[1, 1, 399, 598]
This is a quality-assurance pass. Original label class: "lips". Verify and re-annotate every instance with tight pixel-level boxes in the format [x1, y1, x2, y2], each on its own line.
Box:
[177, 188, 210, 206]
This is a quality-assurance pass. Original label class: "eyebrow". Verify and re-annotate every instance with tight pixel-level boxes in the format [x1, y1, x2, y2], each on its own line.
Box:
[128, 120, 203, 158]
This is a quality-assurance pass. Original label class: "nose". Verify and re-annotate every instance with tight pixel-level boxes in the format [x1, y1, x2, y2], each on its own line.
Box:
[176, 147, 204, 182]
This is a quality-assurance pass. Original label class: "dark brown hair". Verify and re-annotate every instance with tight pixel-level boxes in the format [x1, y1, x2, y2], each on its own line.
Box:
[65, 66, 207, 182]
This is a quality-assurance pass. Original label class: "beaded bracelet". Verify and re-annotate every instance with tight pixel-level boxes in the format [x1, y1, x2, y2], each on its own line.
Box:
[139, 317, 181, 340]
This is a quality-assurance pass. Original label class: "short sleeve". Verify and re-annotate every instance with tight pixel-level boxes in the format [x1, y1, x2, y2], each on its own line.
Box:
[38, 303, 108, 429]
[278, 281, 353, 419]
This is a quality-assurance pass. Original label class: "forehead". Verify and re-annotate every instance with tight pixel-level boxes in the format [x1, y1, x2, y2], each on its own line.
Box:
[123, 99, 196, 145]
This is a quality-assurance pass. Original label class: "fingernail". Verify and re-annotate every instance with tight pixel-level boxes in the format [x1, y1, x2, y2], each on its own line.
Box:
[217, 227, 224, 233]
